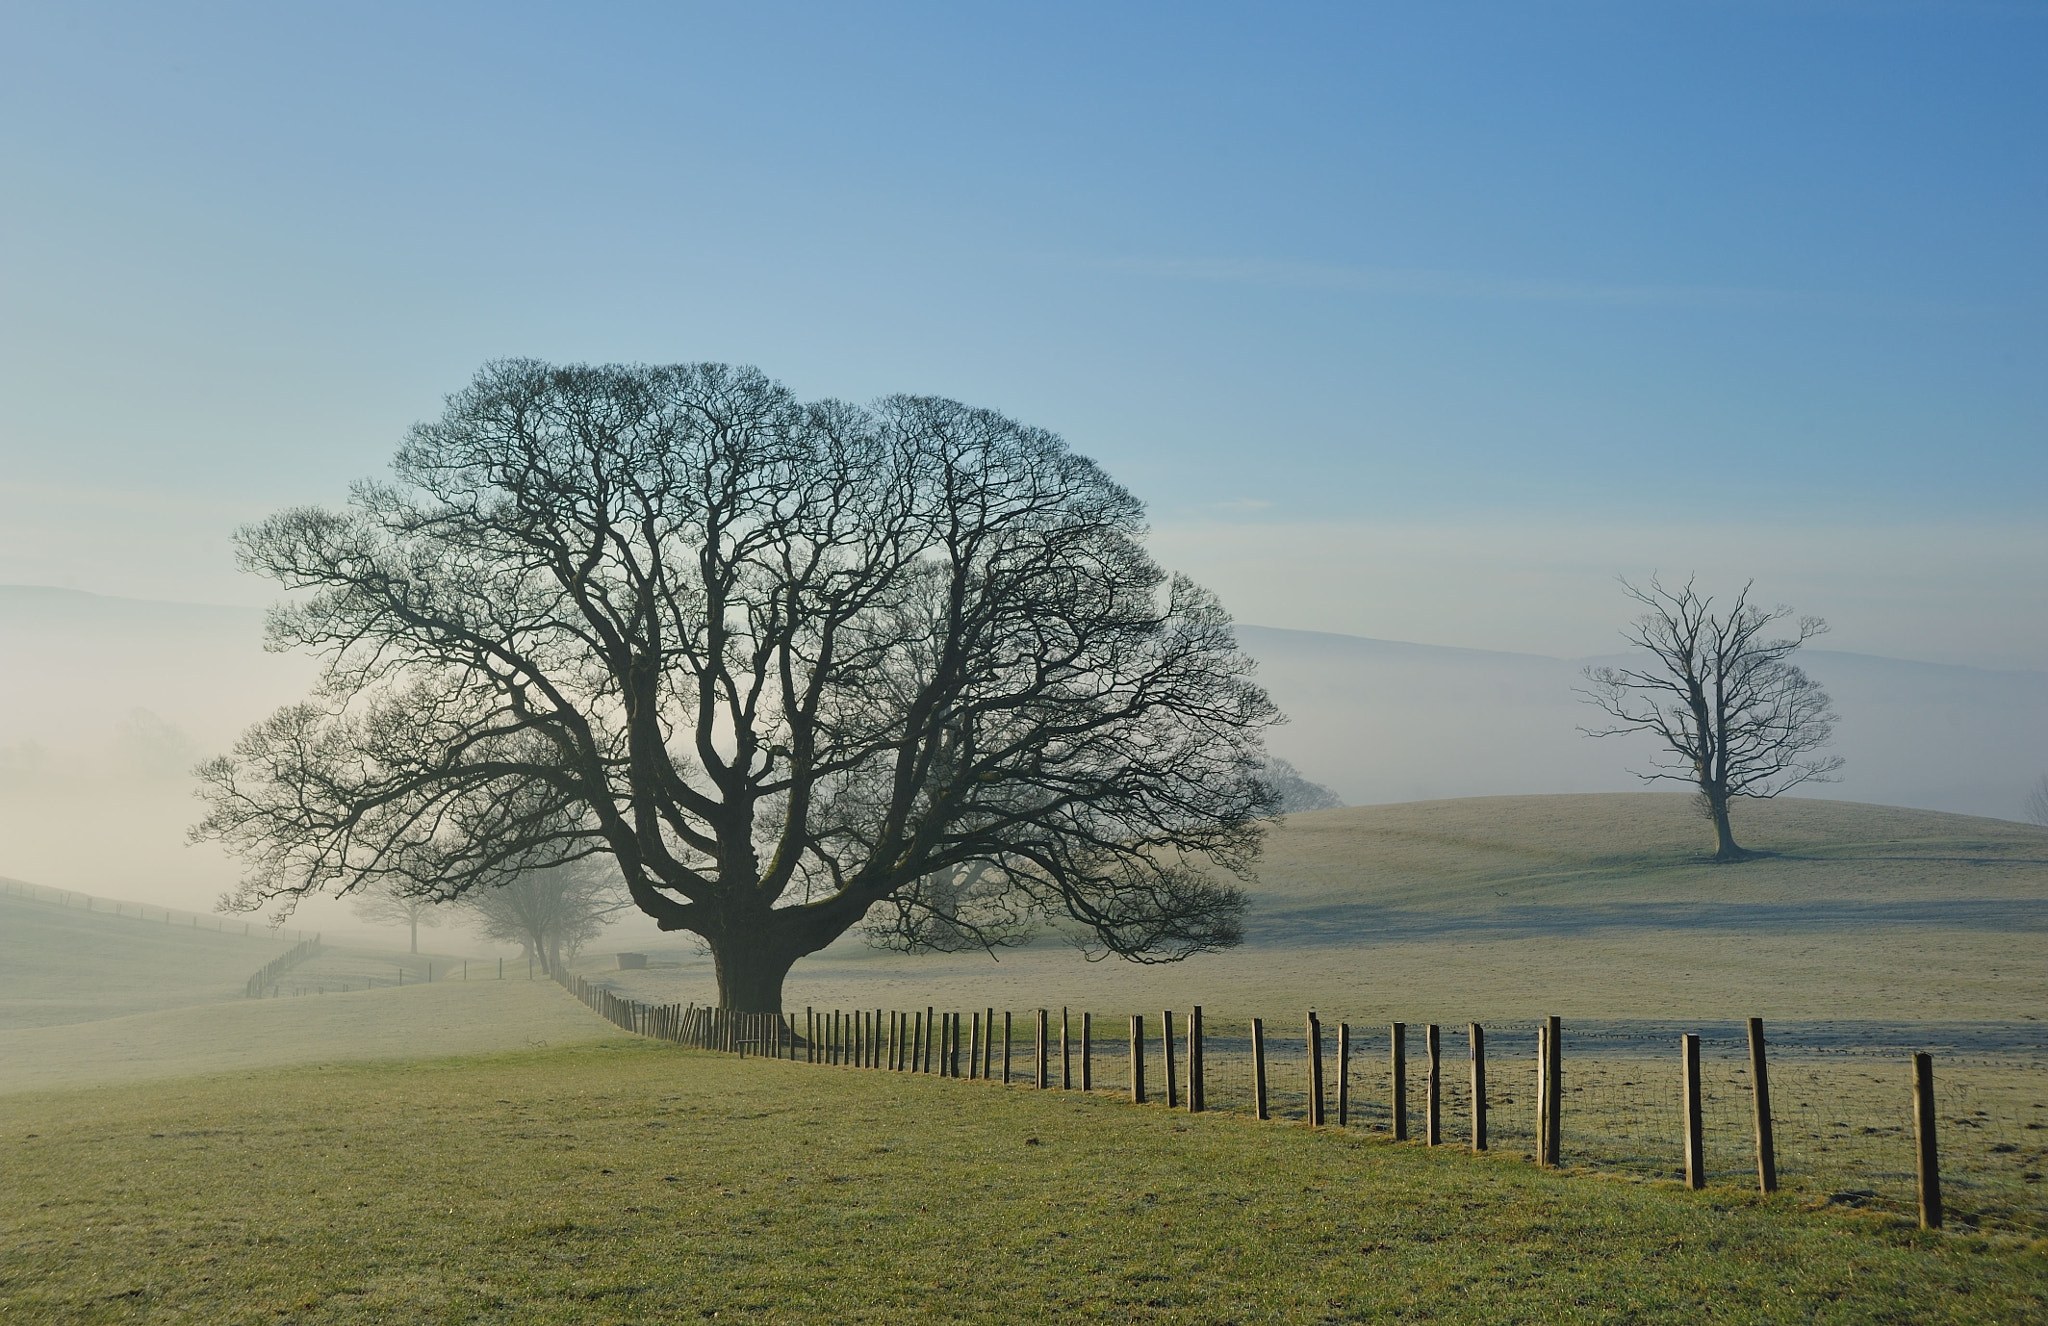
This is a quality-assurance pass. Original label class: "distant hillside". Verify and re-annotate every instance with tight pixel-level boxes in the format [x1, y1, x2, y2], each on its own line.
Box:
[1241, 793, 2048, 944]
[0, 887, 292, 1031]
[1237, 624, 2048, 820]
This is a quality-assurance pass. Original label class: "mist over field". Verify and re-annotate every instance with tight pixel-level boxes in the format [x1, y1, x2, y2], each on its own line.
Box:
[3, 583, 2042, 931]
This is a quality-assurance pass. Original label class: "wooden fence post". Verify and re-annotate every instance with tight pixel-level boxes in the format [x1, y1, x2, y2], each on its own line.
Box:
[1003, 1011, 1013, 1084]
[1131, 1014, 1147, 1103]
[1036, 1009, 1049, 1089]
[1469, 1022, 1488, 1153]
[1082, 1012, 1093, 1092]
[1425, 1023, 1442, 1146]
[1913, 1052, 1942, 1229]
[1682, 1033, 1705, 1190]
[984, 1008, 995, 1080]
[1337, 1022, 1351, 1127]
[1537, 1015, 1562, 1167]
[970, 1011, 982, 1080]
[950, 1013, 961, 1078]
[1747, 1017, 1777, 1194]
[1252, 1017, 1269, 1120]
[1391, 1022, 1407, 1141]
[1163, 1010, 1179, 1109]
[1189, 1007, 1205, 1114]
[1061, 1007, 1072, 1090]
[924, 1007, 936, 1074]
[1307, 1012, 1324, 1127]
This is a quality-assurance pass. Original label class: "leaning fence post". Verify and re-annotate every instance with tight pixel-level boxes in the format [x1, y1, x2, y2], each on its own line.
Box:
[1252, 1017, 1269, 1120]
[1425, 1023, 1442, 1146]
[1307, 1012, 1324, 1126]
[1036, 1009, 1050, 1089]
[1913, 1052, 1943, 1229]
[1391, 1022, 1407, 1141]
[1130, 1014, 1147, 1103]
[1682, 1032, 1705, 1190]
[1163, 1010, 1179, 1109]
[1189, 1007, 1205, 1114]
[1469, 1022, 1488, 1153]
[1747, 1017, 1777, 1194]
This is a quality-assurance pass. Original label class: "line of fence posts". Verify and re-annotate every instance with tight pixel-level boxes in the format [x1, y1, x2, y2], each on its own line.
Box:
[544, 975, 1951, 1232]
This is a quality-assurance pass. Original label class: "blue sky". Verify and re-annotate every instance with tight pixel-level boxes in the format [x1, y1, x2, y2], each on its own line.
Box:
[2, 1, 2042, 663]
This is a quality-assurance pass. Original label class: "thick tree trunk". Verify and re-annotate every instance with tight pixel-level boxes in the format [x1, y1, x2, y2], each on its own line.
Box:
[710, 934, 806, 1013]
[1707, 794, 1746, 862]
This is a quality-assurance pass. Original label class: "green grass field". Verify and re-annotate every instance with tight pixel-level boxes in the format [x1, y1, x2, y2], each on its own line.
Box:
[576, 794, 2048, 1024]
[4, 793, 2043, 1319]
[2, 1036, 2043, 1324]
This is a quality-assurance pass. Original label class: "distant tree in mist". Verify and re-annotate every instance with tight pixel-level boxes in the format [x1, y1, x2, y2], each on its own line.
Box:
[1262, 758, 1343, 814]
[1579, 577, 1842, 862]
[350, 882, 444, 955]
[2026, 774, 2048, 829]
[460, 863, 628, 976]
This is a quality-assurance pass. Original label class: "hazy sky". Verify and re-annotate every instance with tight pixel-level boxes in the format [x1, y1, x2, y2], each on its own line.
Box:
[4, 2, 2043, 664]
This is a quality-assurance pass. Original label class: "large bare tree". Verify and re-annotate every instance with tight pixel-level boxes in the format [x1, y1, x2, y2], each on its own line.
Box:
[195, 360, 1278, 1010]
[1579, 577, 1842, 861]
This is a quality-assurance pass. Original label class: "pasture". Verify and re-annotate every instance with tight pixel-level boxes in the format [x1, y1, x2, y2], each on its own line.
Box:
[3, 792, 2043, 1320]
[3, 1038, 2044, 1324]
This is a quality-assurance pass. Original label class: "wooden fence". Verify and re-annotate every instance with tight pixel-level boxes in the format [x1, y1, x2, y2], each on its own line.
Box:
[243, 936, 324, 997]
[555, 977, 2040, 1234]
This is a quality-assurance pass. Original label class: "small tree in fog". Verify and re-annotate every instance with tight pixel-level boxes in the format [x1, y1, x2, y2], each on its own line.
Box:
[461, 863, 626, 976]
[349, 882, 443, 954]
[2026, 774, 2048, 829]
[1262, 758, 1343, 814]
[1579, 577, 1842, 862]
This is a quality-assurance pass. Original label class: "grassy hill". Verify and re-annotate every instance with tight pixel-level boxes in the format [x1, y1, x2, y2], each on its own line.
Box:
[0, 886, 295, 1030]
[0, 980, 613, 1095]
[579, 793, 2048, 1026]
[0, 882, 616, 1095]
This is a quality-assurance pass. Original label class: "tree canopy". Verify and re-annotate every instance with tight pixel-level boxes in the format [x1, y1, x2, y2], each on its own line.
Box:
[196, 360, 1279, 1009]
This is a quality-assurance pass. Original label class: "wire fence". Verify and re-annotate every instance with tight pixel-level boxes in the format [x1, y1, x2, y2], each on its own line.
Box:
[554, 979, 2047, 1236]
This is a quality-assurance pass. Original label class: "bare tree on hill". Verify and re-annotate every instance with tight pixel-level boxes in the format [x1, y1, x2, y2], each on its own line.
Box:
[2025, 774, 2048, 829]
[194, 360, 1279, 1012]
[349, 881, 443, 954]
[1578, 577, 1842, 862]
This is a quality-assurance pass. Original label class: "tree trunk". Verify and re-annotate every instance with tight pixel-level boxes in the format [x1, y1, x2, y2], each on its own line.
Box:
[710, 935, 805, 1013]
[1708, 794, 1746, 862]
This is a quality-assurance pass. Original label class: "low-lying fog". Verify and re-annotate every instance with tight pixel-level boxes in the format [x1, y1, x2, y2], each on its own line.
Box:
[3, 583, 2045, 941]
